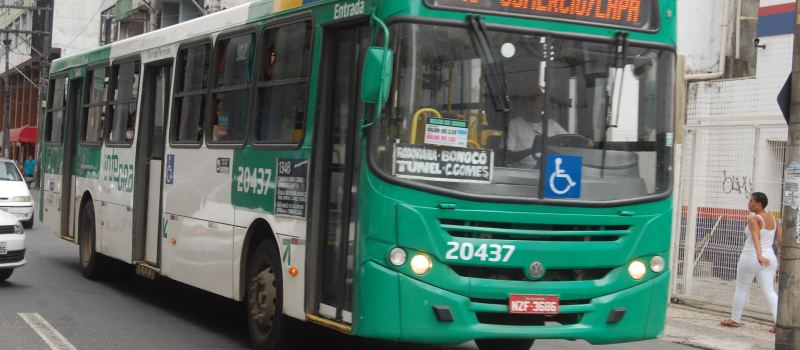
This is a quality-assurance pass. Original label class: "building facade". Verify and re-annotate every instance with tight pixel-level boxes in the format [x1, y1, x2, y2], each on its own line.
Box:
[672, 0, 795, 320]
[0, 0, 53, 163]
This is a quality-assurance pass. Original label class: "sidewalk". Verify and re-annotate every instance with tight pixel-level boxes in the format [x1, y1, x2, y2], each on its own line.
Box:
[664, 303, 774, 350]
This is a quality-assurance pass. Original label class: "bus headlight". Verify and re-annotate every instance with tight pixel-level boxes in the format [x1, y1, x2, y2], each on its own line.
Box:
[650, 256, 665, 273]
[628, 260, 647, 280]
[410, 254, 432, 275]
[388, 248, 407, 266]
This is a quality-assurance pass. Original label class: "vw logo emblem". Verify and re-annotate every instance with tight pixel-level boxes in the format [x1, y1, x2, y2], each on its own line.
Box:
[528, 262, 545, 279]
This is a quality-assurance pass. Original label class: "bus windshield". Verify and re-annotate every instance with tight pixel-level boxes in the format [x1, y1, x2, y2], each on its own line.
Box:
[370, 22, 675, 202]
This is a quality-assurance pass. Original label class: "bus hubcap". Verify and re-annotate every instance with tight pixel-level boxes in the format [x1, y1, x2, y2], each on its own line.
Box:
[80, 219, 91, 267]
[250, 269, 276, 331]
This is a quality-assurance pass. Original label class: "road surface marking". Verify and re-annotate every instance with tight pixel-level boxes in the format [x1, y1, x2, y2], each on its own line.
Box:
[18, 313, 78, 350]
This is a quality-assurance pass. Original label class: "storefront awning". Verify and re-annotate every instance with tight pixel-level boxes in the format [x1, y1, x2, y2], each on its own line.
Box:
[10, 127, 36, 143]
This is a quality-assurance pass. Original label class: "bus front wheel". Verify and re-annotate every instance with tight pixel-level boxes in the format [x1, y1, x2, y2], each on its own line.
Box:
[79, 202, 111, 280]
[476, 339, 535, 350]
[246, 240, 288, 350]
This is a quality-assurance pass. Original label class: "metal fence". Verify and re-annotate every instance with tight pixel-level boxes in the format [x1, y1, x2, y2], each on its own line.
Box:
[671, 122, 786, 318]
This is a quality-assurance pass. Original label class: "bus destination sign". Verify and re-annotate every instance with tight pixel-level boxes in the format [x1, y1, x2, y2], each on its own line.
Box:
[425, 0, 657, 31]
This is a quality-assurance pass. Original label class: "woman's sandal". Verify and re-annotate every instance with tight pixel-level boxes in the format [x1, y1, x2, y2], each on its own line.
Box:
[720, 319, 744, 327]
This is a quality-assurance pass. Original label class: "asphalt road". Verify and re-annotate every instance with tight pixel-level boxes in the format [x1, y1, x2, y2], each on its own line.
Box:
[0, 192, 697, 350]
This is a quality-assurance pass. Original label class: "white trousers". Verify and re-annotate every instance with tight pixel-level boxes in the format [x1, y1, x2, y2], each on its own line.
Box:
[731, 251, 778, 322]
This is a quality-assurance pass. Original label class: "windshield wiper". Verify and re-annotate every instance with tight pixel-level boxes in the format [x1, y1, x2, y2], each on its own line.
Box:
[601, 31, 628, 177]
[467, 15, 511, 113]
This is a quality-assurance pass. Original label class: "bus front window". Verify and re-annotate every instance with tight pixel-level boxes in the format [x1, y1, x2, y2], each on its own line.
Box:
[369, 22, 675, 202]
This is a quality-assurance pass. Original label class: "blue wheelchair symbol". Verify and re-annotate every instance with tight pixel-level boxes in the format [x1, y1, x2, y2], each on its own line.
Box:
[544, 155, 581, 198]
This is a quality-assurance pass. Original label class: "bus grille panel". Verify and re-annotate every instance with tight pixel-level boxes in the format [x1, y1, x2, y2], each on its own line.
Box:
[475, 311, 583, 326]
[440, 219, 627, 242]
[449, 265, 611, 282]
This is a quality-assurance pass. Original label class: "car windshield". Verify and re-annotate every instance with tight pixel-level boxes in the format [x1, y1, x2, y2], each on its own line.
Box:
[369, 22, 675, 202]
[0, 162, 22, 181]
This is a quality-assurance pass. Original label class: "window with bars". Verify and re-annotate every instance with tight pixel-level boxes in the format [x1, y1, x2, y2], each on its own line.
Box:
[254, 21, 311, 145]
[106, 60, 140, 145]
[171, 43, 210, 145]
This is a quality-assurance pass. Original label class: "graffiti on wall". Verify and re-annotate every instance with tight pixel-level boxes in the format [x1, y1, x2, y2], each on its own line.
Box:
[721, 170, 753, 197]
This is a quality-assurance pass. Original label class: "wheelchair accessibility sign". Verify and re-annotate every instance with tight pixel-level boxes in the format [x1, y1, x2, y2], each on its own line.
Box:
[544, 155, 581, 198]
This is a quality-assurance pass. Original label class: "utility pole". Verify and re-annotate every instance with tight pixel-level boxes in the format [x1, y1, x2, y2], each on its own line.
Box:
[2, 35, 9, 158]
[776, 3, 800, 348]
[34, 1, 51, 190]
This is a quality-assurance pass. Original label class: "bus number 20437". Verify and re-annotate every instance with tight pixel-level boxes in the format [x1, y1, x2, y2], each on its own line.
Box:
[444, 242, 515, 262]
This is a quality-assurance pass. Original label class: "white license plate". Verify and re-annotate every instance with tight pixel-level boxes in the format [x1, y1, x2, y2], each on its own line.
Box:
[509, 295, 560, 315]
[0, 242, 6, 255]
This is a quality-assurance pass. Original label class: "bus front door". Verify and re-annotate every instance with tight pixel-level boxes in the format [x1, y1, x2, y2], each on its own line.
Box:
[309, 23, 370, 326]
[133, 62, 172, 268]
[62, 79, 82, 241]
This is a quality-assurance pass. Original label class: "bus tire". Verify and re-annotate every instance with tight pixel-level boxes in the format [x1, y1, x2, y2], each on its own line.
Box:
[246, 239, 288, 350]
[475, 339, 535, 350]
[79, 202, 111, 280]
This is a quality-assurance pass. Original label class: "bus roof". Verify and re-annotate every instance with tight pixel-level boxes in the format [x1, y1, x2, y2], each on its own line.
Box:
[50, 0, 335, 74]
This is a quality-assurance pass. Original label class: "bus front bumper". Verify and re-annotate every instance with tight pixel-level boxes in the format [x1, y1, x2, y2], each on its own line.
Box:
[355, 261, 669, 345]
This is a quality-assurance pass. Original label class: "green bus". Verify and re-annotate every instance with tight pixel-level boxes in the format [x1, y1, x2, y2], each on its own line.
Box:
[40, 0, 676, 349]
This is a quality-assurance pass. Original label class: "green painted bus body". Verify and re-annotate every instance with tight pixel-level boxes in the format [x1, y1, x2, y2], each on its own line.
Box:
[41, 0, 676, 345]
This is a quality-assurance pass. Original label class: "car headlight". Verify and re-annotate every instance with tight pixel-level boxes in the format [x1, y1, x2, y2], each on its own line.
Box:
[11, 196, 31, 202]
[14, 222, 23, 235]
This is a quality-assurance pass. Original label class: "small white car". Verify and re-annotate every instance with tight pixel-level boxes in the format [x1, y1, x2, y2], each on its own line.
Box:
[0, 158, 34, 228]
[0, 210, 25, 281]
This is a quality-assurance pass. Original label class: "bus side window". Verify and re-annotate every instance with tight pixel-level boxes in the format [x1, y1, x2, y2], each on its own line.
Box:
[45, 77, 68, 144]
[82, 66, 108, 145]
[254, 21, 311, 145]
[106, 60, 140, 145]
[171, 43, 210, 145]
[210, 33, 254, 144]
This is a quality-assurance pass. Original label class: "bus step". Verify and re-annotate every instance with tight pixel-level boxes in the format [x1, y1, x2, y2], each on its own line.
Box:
[135, 263, 160, 280]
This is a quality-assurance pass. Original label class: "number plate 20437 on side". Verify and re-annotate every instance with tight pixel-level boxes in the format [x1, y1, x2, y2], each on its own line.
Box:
[509, 295, 559, 315]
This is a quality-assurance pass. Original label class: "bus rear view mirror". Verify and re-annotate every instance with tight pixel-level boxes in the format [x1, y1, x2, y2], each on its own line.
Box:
[361, 46, 393, 104]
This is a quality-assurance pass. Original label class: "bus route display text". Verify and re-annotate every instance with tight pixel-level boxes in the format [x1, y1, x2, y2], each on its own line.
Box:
[426, 0, 657, 31]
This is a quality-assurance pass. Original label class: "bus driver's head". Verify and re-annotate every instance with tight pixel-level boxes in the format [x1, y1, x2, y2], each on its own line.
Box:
[522, 89, 545, 123]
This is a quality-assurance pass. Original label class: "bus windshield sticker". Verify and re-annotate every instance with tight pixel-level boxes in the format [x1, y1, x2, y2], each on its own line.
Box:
[275, 158, 309, 218]
[166, 154, 174, 184]
[393, 143, 493, 183]
[425, 0, 658, 31]
[543, 154, 582, 199]
[424, 117, 469, 148]
[216, 157, 230, 174]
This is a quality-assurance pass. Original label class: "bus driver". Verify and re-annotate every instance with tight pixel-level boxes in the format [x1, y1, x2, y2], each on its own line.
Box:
[505, 90, 568, 168]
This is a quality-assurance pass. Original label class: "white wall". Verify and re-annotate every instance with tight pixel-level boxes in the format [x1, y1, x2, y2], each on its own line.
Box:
[683, 0, 794, 211]
[678, 0, 727, 75]
[52, 0, 113, 57]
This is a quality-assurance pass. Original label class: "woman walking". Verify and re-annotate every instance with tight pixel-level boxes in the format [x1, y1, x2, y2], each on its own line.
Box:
[720, 192, 781, 332]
